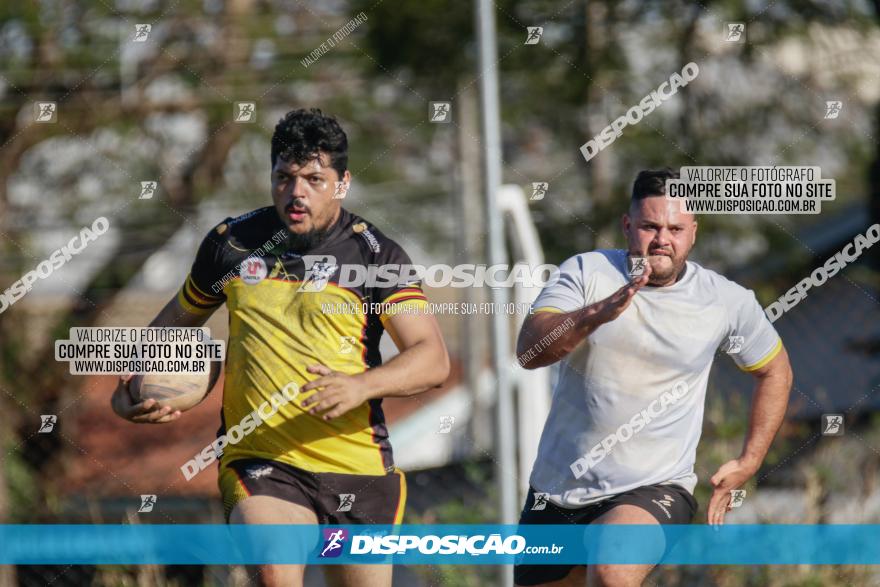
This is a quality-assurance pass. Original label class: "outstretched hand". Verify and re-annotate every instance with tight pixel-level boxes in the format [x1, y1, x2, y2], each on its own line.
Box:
[707, 458, 759, 526]
[592, 259, 652, 325]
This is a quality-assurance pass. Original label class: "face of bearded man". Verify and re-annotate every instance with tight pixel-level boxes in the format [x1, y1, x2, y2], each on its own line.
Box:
[271, 153, 351, 253]
[622, 195, 697, 287]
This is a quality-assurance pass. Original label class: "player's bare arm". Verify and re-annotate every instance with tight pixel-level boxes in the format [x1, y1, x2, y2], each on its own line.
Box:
[516, 263, 652, 370]
[300, 311, 450, 421]
[110, 297, 216, 424]
[707, 346, 793, 526]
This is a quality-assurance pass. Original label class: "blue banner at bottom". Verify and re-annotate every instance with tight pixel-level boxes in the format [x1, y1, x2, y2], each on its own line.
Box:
[1, 524, 879, 565]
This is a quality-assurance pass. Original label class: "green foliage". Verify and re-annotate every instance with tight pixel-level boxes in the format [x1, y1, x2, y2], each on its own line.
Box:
[4, 449, 38, 523]
[349, 0, 477, 91]
[407, 462, 500, 586]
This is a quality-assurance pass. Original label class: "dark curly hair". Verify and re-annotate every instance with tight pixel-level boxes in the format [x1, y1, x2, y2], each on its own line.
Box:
[271, 108, 348, 176]
[631, 167, 679, 202]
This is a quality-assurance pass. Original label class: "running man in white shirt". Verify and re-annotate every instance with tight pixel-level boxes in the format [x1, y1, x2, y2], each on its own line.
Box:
[515, 168, 793, 587]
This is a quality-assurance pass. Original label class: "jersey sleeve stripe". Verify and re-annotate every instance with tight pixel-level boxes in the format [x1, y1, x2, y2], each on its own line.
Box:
[384, 294, 428, 305]
[177, 289, 215, 315]
[182, 285, 220, 310]
[185, 275, 224, 304]
[739, 338, 783, 372]
[189, 277, 223, 303]
[178, 277, 223, 315]
[382, 287, 428, 305]
[532, 306, 564, 314]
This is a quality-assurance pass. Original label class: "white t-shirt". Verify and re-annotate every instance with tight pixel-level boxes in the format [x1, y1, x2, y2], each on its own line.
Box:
[528, 249, 781, 508]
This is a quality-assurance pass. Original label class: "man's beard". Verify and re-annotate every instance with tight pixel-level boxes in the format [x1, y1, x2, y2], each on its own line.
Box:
[282, 226, 331, 253]
[648, 255, 686, 285]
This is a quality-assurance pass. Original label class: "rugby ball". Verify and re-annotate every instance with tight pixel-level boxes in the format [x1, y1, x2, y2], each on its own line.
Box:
[129, 361, 221, 412]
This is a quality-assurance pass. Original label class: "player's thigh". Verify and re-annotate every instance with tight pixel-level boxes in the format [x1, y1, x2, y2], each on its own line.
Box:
[231, 494, 319, 524]
[323, 563, 393, 587]
[230, 496, 319, 587]
[586, 504, 662, 587]
[515, 564, 587, 587]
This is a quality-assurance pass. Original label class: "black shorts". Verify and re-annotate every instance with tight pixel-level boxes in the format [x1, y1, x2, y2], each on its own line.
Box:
[219, 457, 406, 524]
[514, 483, 697, 586]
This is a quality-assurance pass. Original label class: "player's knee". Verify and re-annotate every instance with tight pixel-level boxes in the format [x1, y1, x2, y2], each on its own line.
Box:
[589, 564, 645, 587]
[253, 564, 301, 587]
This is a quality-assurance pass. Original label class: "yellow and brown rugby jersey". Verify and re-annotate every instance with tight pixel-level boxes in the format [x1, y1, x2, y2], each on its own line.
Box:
[177, 206, 428, 475]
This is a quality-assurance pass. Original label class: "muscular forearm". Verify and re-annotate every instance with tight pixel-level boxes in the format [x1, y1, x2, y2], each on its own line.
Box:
[740, 359, 793, 467]
[357, 339, 450, 399]
[516, 306, 605, 369]
[518, 272, 648, 370]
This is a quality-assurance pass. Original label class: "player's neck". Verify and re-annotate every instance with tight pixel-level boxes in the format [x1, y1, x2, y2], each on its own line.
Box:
[327, 206, 344, 230]
[675, 263, 687, 282]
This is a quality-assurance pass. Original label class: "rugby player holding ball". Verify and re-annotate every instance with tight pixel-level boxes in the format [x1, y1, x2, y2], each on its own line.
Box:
[111, 109, 450, 587]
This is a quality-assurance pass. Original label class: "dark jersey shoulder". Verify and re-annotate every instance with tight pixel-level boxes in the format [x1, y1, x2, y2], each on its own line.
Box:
[187, 207, 421, 303]
[215, 206, 285, 255]
[337, 212, 423, 305]
[342, 212, 413, 268]
[189, 207, 285, 297]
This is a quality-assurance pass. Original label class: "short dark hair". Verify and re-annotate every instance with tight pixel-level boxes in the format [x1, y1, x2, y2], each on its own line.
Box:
[631, 168, 679, 202]
[271, 108, 348, 176]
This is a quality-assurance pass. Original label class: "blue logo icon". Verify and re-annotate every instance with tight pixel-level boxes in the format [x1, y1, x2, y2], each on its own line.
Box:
[319, 528, 348, 558]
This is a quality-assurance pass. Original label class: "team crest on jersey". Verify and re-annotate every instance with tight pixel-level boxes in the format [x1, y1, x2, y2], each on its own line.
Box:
[298, 255, 338, 292]
[240, 257, 268, 285]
